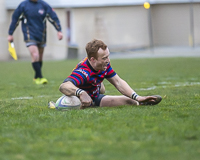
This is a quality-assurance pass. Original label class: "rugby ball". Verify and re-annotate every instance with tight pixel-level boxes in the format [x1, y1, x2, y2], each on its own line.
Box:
[55, 95, 81, 110]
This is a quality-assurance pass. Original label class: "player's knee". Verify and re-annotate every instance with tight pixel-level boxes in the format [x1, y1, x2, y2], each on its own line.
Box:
[100, 85, 105, 94]
[32, 52, 39, 61]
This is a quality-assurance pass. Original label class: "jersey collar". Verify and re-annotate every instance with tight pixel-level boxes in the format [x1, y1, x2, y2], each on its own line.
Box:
[86, 59, 98, 73]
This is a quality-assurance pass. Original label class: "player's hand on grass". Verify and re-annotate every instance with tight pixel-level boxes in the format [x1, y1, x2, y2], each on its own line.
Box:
[136, 96, 157, 103]
[79, 91, 93, 109]
[136, 95, 162, 105]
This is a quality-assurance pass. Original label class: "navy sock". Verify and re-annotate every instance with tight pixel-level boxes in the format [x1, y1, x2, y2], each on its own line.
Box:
[32, 62, 43, 79]
[39, 61, 43, 68]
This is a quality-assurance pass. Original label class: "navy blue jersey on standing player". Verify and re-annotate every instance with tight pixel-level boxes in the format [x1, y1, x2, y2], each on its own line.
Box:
[8, 0, 62, 44]
[63, 57, 116, 100]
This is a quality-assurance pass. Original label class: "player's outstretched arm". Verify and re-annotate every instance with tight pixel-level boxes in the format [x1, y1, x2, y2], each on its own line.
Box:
[107, 75, 159, 104]
[107, 74, 135, 97]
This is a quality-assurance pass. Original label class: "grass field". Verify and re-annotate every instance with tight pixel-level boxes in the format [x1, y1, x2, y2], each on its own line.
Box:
[0, 57, 200, 160]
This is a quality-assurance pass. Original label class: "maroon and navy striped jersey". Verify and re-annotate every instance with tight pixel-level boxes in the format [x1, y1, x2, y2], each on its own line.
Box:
[63, 57, 116, 100]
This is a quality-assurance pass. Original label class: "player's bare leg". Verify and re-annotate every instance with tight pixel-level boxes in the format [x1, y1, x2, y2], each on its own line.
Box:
[38, 47, 44, 62]
[38, 47, 44, 69]
[100, 95, 139, 107]
[28, 45, 39, 62]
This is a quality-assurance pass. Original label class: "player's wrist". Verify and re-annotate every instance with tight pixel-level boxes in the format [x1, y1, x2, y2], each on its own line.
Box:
[75, 88, 85, 97]
[131, 92, 140, 101]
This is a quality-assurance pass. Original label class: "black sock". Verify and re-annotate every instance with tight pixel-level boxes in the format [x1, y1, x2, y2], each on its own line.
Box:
[32, 62, 43, 79]
[39, 61, 43, 68]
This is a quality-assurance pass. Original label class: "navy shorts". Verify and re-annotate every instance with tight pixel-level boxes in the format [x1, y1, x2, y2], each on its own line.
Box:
[93, 94, 105, 107]
[26, 41, 46, 48]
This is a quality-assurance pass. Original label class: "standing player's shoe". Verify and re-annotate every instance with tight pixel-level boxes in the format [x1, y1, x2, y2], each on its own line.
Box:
[33, 78, 42, 85]
[48, 101, 56, 109]
[139, 95, 162, 105]
[40, 78, 48, 84]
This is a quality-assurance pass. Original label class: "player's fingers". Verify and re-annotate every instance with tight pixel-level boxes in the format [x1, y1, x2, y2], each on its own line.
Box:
[82, 101, 92, 107]
[147, 96, 157, 100]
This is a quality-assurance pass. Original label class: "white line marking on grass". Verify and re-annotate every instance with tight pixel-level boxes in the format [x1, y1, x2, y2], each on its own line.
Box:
[157, 82, 171, 84]
[137, 82, 200, 91]
[139, 86, 157, 91]
[11, 97, 33, 100]
[190, 82, 200, 85]
[9, 94, 61, 101]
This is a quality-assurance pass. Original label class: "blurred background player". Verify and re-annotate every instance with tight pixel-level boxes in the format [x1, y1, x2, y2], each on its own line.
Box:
[7, 0, 63, 84]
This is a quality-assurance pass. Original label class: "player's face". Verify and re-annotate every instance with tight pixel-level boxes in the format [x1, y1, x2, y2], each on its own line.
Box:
[94, 48, 110, 71]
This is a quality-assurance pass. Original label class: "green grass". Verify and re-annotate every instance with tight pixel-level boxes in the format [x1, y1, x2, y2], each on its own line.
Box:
[0, 57, 200, 160]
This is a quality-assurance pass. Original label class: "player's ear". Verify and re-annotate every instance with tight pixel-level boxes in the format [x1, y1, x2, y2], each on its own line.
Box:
[90, 57, 96, 62]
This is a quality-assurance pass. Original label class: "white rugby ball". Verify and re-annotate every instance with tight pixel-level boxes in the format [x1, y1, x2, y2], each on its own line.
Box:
[55, 95, 81, 110]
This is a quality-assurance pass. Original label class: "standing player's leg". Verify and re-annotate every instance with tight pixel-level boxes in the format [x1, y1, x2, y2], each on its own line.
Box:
[28, 45, 42, 83]
[38, 46, 48, 84]
[38, 47, 44, 69]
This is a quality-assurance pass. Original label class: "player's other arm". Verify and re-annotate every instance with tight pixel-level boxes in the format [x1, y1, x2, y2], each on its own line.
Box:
[100, 82, 105, 94]
[8, 4, 24, 41]
[59, 81, 92, 107]
[59, 81, 78, 96]
[45, 3, 63, 40]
